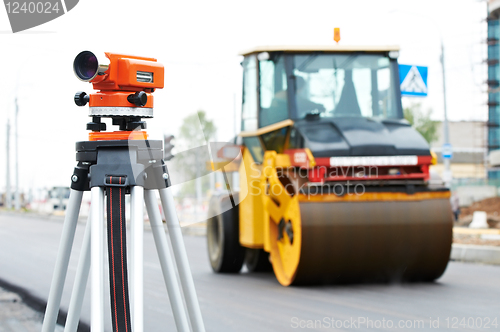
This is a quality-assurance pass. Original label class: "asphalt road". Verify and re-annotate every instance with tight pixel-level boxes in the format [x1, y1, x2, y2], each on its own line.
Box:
[0, 212, 499, 332]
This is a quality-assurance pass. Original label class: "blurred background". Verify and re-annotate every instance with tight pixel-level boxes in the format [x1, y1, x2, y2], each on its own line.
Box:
[0, 0, 495, 223]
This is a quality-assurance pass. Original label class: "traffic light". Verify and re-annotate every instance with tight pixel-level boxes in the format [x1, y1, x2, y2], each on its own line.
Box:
[163, 134, 175, 160]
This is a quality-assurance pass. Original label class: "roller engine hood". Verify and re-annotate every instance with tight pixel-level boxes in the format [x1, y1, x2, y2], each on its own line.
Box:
[294, 117, 431, 157]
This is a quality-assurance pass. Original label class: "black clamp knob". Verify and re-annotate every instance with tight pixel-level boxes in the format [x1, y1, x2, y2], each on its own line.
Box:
[126, 121, 147, 131]
[86, 121, 107, 131]
[74, 91, 90, 107]
[86, 116, 106, 132]
[127, 91, 148, 107]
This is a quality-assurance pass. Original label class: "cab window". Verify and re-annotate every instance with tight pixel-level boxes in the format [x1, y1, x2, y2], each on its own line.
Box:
[242, 56, 258, 131]
[259, 54, 289, 127]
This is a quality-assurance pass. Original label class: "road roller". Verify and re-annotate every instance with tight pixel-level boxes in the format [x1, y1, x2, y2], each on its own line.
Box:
[207, 45, 452, 286]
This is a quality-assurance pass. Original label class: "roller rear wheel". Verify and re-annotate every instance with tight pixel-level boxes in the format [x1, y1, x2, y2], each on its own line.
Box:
[207, 194, 245, 273]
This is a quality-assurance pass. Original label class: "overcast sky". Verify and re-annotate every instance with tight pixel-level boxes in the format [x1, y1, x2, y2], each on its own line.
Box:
[0, 0, 488, 190]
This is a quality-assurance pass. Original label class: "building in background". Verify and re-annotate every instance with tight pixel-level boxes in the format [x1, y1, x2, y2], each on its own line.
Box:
[488, 0, 500, 178]
[431, 121, 487, 179]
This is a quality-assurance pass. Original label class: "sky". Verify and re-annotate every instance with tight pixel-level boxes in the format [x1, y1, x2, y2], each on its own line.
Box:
[0, 0, 489, 191]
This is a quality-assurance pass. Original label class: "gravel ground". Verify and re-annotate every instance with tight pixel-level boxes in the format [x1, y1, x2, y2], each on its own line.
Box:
[460, 197, 500, 218]
[0, 286, 44, 332]
[0, 286, 65, 332]
[453, 233, 500, 246]
[453, 195, 500, 246]
[458, 197, 500, 228]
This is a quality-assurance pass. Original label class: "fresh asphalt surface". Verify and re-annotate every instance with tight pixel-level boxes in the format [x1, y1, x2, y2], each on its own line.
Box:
[0, 213, 499, 332]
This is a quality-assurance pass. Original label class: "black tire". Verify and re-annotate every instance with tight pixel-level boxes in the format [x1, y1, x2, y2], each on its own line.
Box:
[245, 248, 272, 272]
[207, 194, 245, 273]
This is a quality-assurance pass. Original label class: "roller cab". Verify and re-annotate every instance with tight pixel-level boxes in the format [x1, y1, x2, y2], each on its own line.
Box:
[207, 46, 453, 286]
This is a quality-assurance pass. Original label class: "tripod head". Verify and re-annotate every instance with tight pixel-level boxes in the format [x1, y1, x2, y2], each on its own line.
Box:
[73, 51, 164, 137]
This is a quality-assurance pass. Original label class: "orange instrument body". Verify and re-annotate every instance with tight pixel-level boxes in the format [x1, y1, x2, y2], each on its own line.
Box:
[90, 53, 164, 91]
[86, 52, 164, 109]
[73, 51, 165, 139]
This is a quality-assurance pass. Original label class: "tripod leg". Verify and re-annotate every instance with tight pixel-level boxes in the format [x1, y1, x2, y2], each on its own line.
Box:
[64, 214, 91, 332]
[144, 190, 190, 332]
[42, 189, 83, 332]
[130, 186, 144, 332]
[159, 188, 206, 332]
[90, 186, 105, 332]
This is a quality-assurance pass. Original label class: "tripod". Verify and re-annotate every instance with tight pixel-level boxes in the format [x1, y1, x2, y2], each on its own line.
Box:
[41, 138, 206, 332]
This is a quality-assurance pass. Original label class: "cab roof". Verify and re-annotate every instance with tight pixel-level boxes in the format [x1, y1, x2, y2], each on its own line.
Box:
[239, 45, 400, 56]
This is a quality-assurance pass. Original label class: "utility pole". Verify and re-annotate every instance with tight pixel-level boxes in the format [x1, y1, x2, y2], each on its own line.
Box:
[440, 41, 452, 185]
[388, 9, 452, 186]
[233, 93, 237, 137]
[14, 97, 20, 210]
[232, 93, 239, 191]
[6, 120, 12, 209]
[195, 152, 201, 216]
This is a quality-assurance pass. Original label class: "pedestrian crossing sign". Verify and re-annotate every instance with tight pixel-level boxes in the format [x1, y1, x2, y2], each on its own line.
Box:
[399, 64, 428, 97]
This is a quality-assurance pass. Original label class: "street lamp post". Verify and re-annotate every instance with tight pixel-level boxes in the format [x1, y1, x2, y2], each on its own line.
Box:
[440, 41, 452, 184]
[389, 10, 452, 185]
[14, 98, 20, 210]
[6, 120, 11, 209]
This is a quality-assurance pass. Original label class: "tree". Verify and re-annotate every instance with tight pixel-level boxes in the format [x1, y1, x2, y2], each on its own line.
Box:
[178, 110, 217, 149]
[403, 103, 439, 144]
[173, 110, 217, 198]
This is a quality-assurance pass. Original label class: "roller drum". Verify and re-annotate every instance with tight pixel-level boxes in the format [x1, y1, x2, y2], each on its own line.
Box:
[268, 193, 453, 286]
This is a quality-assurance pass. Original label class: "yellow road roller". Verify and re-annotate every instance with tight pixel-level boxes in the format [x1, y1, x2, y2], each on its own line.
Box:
[207, 45, 452, 286]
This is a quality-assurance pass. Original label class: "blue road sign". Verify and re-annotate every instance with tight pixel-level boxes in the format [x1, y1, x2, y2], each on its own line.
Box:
[442, 143, 453, 159]
[399, 65, 428, 97]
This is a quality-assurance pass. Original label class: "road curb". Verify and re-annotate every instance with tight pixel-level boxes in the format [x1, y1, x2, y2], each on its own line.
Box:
[451, 243, 500, 265]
